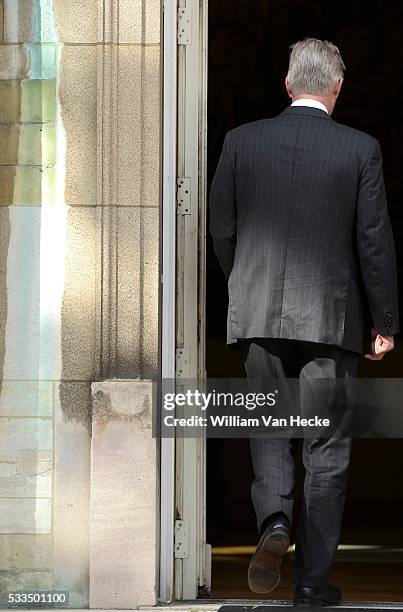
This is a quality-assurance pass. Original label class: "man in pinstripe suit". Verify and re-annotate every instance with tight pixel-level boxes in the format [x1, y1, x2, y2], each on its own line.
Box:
[209, 38, 399, 607]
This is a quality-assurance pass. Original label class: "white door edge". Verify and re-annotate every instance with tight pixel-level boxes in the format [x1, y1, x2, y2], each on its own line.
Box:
[160, 0, 178, 603]
[160, 0, 210, 602]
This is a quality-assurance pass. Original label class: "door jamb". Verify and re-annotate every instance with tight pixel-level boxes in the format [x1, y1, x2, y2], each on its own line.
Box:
[160, 0, 209, 602]
[160, 0, 177, 603]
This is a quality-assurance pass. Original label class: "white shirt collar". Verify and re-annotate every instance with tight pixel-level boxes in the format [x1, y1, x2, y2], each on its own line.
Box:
[291, 98, 329, 114]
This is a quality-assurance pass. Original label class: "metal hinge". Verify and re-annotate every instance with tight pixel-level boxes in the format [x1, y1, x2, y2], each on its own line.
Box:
[175, 346, 190, 377]
[177, 5, 192, 45]
[176, 177, 191, 215]
[174, 519, 190, 558]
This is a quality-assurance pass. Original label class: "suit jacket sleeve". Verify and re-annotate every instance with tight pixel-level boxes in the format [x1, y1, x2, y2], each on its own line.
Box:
[356, 138, 399, 336]
[209, 130, 237, 279]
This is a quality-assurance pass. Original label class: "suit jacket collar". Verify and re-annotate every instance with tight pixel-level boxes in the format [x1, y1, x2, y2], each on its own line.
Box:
[280, 105, 332, 120]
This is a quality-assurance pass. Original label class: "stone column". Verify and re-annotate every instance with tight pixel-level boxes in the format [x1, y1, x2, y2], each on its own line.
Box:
[88, 0, 161, 606]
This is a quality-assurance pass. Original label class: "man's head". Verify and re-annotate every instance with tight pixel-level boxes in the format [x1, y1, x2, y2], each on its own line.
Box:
[285, 38, 345, 114]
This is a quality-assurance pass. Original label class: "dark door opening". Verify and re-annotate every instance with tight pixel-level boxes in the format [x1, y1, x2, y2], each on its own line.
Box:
[206, 0, 403, 603]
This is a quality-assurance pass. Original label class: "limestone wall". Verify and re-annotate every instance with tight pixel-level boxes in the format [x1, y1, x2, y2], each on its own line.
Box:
[0, 0, 161, 607]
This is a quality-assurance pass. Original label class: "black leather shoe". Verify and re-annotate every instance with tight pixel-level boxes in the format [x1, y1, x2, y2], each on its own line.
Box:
[293, 583, 342, 607]
[247, 516, 290, 593]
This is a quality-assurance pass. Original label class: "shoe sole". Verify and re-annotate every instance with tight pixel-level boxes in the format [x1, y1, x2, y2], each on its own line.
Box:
[248, 530, 290, 594]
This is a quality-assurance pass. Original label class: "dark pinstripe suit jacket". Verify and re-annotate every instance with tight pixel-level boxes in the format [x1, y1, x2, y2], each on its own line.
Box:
[209, 105, 399, 354]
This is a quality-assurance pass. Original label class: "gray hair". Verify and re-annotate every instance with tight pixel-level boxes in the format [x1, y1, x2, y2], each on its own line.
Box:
[286, 38, 345, 96]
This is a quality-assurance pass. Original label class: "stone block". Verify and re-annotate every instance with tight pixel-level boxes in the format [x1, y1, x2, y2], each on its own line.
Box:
[16, 460, 52, 476]
[0, 166, 55, 206]
[56, 44, 161, 209]
[0, 44, 57, 81]
[53, 0, 98, 43]
[59, 208, 97, 380]
[89, 380, 157, 608]
[0, 570, 52, 597]
[3, 0, 57, 43]
[25, 44, 57, 80]
[0, 79, 55, 123]
[104, 44, 161, 208]
[0, 418, 52, 462]
[0, 466, 52, 496]
[0, 124, 55, 166]
[120, 0, 160, 43]
[0, 46, 30, 80]
[101, 0, 160, 44]
[21, 79, 56, 122]
[0, 533, 53, 571]
[58, 45, 97, 206]
[0, 381, 53, 417]
[115, 207, 159, 378]
[0, 80, 21, 122]
[0, 498, 51, 534]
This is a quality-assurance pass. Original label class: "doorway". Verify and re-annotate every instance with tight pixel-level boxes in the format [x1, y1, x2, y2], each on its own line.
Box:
[206, 0, 403, 604]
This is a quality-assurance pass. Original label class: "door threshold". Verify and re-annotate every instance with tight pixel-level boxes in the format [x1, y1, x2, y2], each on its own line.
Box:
[152, 600, 403, 611]
[217, 602, 403, 610]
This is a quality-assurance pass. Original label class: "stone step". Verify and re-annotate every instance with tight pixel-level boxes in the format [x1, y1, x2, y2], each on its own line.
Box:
[218, 603, 403, 611]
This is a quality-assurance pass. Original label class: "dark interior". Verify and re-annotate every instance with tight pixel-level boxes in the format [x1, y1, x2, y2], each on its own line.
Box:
[206, 0, 403, 601]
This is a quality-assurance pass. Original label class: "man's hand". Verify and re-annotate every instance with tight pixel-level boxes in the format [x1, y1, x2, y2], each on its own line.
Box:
[364, 328, 395, 360]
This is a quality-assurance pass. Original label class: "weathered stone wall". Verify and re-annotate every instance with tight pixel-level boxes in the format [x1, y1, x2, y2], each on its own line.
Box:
[0, 0, 161, 607]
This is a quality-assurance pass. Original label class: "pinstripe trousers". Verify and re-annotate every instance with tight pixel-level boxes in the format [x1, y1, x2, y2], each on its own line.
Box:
[242, 337, 359, 587]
